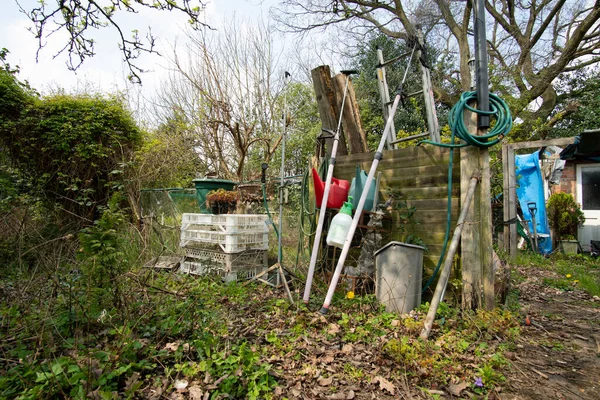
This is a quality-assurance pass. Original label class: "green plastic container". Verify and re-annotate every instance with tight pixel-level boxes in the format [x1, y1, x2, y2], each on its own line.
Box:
[193, 179, 236, 213]
[349, 166, 376, 211]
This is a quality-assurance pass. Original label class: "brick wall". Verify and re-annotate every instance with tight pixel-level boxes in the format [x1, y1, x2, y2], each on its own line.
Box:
[551, 162, 577, 199]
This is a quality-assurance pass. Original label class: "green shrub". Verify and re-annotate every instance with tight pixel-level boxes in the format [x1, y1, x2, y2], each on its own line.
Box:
[546, 193, 585, 243]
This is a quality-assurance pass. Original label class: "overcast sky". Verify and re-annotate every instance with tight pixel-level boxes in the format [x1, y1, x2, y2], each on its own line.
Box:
[0, 0, 278, 97]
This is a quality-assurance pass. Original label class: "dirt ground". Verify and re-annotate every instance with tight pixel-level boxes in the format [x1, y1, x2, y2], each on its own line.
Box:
[501, 265, 600, 400]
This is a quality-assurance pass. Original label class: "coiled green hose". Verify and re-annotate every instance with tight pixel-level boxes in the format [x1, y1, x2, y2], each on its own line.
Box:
[421, 91, 512, 293]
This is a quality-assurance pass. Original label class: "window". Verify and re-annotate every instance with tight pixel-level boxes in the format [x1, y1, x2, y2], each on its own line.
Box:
[580, 165, 600, 210]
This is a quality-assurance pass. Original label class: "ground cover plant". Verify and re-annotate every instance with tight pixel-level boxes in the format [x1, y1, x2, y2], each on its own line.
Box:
[2, 194, 600, 399]
[1, 225, 522, 400]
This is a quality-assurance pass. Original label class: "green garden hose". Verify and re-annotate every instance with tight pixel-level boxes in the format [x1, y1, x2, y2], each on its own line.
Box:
[421, 91, 512, 293]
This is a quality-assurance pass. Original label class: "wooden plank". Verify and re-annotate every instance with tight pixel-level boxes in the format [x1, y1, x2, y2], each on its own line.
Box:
[311, 65, 348, 156]
[334, 164, 458, 183]
[336, 145, 459, 166]
[508, 137, 575, 150]
[481, 145, 494, 311]
[461, 108, 482, 311]
[388, 210, 459, 224]
[378, 186, 460, 200]
[333, 73, 368, 154]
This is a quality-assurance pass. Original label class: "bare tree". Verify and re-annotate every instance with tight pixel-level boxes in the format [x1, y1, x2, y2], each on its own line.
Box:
[273, 0, 600, 138]
[16, 0, 211, 83]
[156, 19, 286, 181]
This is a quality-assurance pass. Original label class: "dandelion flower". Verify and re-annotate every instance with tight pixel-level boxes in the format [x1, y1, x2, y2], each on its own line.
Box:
[346, 291, 355, 299]
[573, 280, 579, 284]
[566, 274, 572, 278]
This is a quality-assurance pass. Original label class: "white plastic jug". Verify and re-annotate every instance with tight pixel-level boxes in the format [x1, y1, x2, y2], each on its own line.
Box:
[326, 197, 353, 249]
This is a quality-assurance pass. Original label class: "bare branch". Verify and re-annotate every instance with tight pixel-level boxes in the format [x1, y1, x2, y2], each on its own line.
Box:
[16, 0, 211, 83]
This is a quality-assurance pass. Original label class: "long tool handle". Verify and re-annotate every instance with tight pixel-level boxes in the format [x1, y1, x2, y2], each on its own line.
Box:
[303, 74, 352, 303]
[319, 93, 402, 314]
[420, 173, 480, 339]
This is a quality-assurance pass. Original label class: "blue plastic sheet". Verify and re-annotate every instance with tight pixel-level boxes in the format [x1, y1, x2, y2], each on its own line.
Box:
[515, 151, 552, 254]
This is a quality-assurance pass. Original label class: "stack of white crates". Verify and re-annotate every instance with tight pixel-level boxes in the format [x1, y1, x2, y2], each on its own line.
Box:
[179, 214, 269, 281]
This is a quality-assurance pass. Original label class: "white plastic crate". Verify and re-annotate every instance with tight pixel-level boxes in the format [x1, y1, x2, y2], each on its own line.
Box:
[179, 260, 224, 276]
[181, 214, 269, 233]
[223, 265, 266, 282]
[179, 259, 266, 282]
[180, 229, 269, 253]
[183, 248, 267, 272]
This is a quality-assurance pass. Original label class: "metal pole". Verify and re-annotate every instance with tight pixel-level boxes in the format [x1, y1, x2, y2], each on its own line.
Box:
[376, 47, 397, 149]
[278, 72, 291, 281]
[474, 0, 490, 128]
[531, 209, 539, 253]
[303, 71, 357, 303]
[319, 92, 403, 314]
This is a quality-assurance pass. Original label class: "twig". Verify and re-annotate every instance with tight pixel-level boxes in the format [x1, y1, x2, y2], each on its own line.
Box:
[279, 264, 296, 307]
[242, 263, 279, 286]
[531, 321, 550, 334]
[530, 367, 549, 380]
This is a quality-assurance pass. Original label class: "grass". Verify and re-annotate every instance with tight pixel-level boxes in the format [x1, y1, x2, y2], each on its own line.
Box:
[513, 251, 600, 297]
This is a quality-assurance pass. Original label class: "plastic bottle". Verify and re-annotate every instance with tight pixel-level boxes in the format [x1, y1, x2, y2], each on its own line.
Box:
[326, 197, 353, 249]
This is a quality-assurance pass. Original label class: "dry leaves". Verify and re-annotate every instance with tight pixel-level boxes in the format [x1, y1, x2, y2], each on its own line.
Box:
[373, 375, 395, 395]
[448, 381, 470, 396]
[318, 376, 333, 386]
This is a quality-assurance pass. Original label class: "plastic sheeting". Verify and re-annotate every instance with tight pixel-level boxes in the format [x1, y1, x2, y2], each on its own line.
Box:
[515, 151, 553, 255]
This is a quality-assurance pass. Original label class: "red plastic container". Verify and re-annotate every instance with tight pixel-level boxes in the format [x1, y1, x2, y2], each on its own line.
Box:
[312, 168, 350, 209]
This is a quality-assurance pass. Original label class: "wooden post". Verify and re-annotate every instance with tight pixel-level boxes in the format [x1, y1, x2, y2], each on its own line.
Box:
[461, 107, 494, 310]
[332, 73, 369, 153]
[311, 66, 348, 157]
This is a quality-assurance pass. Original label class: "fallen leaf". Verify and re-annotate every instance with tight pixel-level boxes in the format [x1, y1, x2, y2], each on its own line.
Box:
[391, 319, 401, 327]
[342, 344, 353, 353]
[321, 355, 335, 364]
[274, 387, 283, 396]
[328, 323, 340, 335]
[448, 381, 469, 396]
[174, 379, 188, 390]
[164, 342, 180, 352]
[318, 376, 333, 386]
[327, 393, 346, 399]
[347, 390, 356, 399]
[188, 385, 203, 400]
[291, 388, 301, 397]
[373, 376, 395, 395]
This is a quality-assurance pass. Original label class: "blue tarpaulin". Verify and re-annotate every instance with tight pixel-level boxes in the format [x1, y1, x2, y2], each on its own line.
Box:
[515, 151, 552, 255]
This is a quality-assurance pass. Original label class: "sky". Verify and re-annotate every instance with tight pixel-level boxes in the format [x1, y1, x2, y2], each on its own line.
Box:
[0, 0, 280, 103]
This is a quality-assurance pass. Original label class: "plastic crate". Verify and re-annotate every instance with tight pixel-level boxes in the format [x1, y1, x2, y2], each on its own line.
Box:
[179, 260, 225, 276]
[223, 265, 267, 282]
[181, 214, 269, 233]
[179, 259, 266, 282]
[183, 248, 267, 272]
[180, 229, 269, 253]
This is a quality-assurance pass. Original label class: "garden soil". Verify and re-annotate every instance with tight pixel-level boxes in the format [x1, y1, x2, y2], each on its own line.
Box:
[501, 264, 600, 400]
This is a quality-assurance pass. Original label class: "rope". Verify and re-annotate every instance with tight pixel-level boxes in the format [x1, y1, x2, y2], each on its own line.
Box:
[421, 91, 512, 293]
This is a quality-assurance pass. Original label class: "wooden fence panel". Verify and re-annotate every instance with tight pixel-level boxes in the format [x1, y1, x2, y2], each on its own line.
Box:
[334, 145, 461, 285]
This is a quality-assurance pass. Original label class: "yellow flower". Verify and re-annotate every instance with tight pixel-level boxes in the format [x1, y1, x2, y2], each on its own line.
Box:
[573, 280, 579, 284]
[566, 274, 572, 278]
[346, 291, 355, 299]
